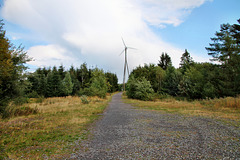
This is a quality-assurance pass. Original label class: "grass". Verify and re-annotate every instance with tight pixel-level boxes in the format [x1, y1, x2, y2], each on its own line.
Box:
[0, 94, 113, 159]
[123, 94, 240, 125]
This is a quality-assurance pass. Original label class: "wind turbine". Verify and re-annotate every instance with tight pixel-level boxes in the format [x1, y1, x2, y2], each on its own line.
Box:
[120, 38, 136, 91]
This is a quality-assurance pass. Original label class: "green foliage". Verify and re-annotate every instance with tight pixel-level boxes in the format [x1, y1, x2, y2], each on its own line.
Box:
[126, 76, 154, 101]
[89, 68, 108, 98]
[46, 66, 62, 97]
[77, 63, 91, 89]
[164, 66, 182, 96]
[80, 95, 90, 104]
[62, 72, 73, 96]
[0, 20, 31, 116]
[178, 63, 218, 99]
[105, 72, 118, 93]
[130, 63, 161, 92]
[179, 49, 193, 73]
[158, 52, 172, 70]
[155, 66, 166, 93]
[206, 19, 240, 97]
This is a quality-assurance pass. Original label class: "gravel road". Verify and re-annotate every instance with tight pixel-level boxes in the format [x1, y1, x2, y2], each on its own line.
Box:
[70, 92, 240, 159]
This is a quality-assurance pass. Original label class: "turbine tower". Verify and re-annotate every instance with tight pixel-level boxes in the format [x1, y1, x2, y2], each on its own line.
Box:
[120, 38, 136, 91]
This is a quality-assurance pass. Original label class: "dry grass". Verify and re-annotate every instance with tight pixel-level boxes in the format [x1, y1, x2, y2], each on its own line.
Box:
[123, 95, 240, 122]
[0, 94, 114, 159]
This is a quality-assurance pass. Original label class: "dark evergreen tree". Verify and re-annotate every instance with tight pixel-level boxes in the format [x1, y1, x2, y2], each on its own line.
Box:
[158, 52, 172, 70]
[46, 66, 62, 97]
[105, 72, 118, 92]
[179, 49, 193, 73]
[69, 65, 81, 95]
[58, 64, 65, 80]
[206, 19, 240, 96]
[62, 72, 73, 96]
[77, 63, 90, 89]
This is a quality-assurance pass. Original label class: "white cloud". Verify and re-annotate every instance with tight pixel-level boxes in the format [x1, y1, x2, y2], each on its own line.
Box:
[1, 0, 211, 82]
[27, 44, 79, 68]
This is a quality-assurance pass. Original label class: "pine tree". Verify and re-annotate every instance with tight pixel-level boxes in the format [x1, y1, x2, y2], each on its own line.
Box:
[58, 64, 65, 80]
[158, 52, 172, 70]
[179, 49, 193, 73]
[206, 19, 240, 96]
[46, 66, 61, 97]
[62, 72, 73, 96]
[78, 63, 90, 88]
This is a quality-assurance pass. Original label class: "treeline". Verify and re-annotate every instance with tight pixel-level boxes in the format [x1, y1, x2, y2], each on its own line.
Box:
[0, 20, 118, 117]
[127, 19, 240, 100]
[27, 64, 118, 98]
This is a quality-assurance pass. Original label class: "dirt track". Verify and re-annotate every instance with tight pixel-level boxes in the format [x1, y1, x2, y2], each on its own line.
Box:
[70, 92, 240, 159]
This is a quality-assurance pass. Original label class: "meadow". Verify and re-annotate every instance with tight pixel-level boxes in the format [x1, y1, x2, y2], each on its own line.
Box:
[0, 95, 113, 159]
[123, 95, 240, 126]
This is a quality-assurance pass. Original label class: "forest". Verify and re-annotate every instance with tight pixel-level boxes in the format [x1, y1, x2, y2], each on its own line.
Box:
[1, 18, 240, 118]
[0, 19, 118, 118]
[126, 19, 240, 101]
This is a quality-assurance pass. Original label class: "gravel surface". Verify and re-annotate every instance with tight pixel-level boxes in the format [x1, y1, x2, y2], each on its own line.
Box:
[70, 92, 240, 159]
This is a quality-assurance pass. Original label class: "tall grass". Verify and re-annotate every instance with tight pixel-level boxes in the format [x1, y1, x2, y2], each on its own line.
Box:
[123, 95, 240, 121]
[0, 94, 113, 159]
[200, 96, 240, 109]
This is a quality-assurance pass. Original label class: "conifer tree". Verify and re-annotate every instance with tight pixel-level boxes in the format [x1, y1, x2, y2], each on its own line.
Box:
[206, 19, 240, 96]
[158, 52, 172, 70]
[62, 72, 73, 96]
[179, 49, 193, 73]
[46, 66, 61, 97]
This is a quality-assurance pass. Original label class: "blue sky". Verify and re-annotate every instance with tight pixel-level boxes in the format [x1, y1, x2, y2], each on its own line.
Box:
[152, 0, 240, 59]
[0, 0, 239, 82]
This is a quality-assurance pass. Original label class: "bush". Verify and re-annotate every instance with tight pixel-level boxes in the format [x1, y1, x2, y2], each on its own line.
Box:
[27, 91, 39, 98]
[13, 97, 30, 106]
[36, 96, 45, 103]
[126, 76, 154, 101]
[80, 95, 90, 104]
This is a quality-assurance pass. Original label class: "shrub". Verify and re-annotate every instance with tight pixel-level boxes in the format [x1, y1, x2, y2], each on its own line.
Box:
[27, 91, 39, 98]
[80, 95, 90, 104]
[126, 76, 154, 101]
[36, 96, 45, 103]
[13, 97, 30, 106]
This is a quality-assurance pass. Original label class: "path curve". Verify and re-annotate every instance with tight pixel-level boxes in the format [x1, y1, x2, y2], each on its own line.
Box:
[70, 92, 240, 159]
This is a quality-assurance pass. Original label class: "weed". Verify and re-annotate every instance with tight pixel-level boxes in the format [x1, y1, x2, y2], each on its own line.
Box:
[80, 95, 90, 104]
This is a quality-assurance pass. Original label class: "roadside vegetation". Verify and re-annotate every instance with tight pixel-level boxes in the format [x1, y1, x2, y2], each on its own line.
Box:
[124, 19, 240, 126]
[0, 95, 113, 159]
[123, 94, 240, 126]
[0, 19, 119, 159]
[126, 19, 240, 101]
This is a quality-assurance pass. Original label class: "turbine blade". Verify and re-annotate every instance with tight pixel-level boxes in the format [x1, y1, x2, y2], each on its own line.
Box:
[122, 37, 126, 47]
[127, 47, 137, 50]
[119, 49, 125, 56]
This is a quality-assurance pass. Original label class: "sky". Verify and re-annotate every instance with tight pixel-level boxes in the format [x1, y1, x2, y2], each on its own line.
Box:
[0, 0, 239, 83]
